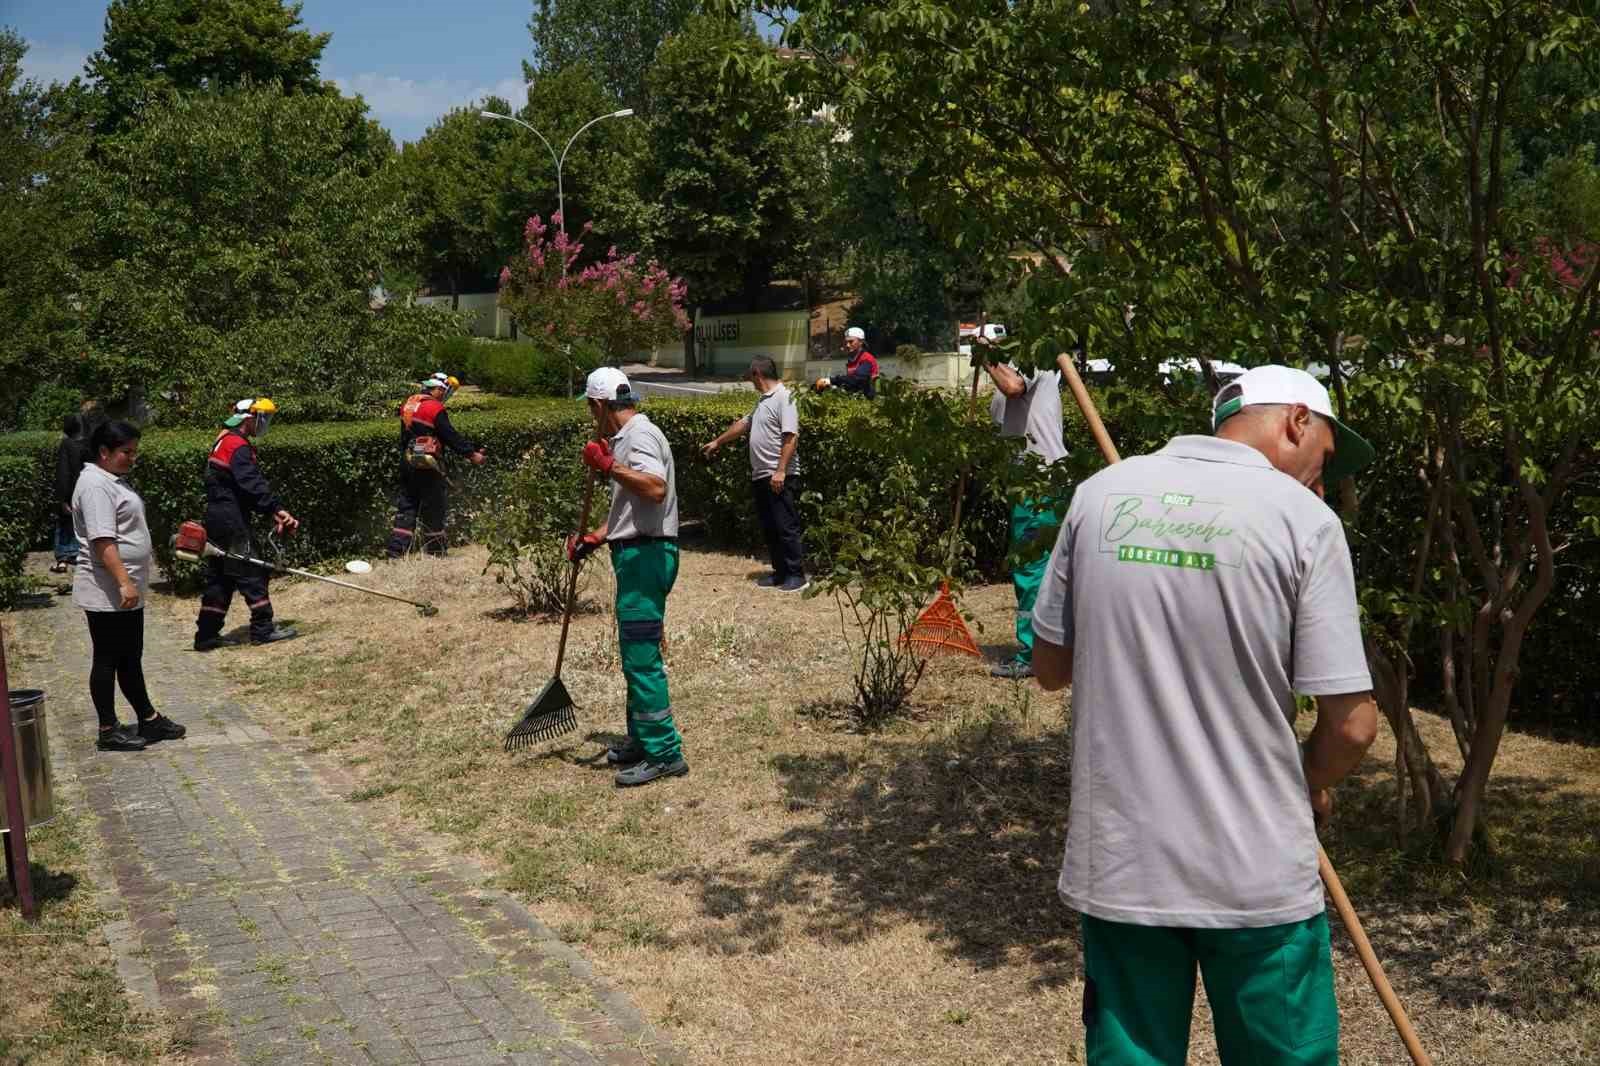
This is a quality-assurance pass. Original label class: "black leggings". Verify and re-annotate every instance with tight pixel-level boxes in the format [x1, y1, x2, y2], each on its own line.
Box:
[84, 609, 157, 729]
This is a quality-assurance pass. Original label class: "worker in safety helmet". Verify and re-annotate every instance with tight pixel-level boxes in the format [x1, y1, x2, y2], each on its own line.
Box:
[194, 399, 300, 649]
[385, 373, 485, 557]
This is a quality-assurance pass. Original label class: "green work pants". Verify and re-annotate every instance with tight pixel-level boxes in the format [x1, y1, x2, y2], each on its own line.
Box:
[611, 539, 682, 763]
[1080, 912, 1340, 1065]
[1009, 498, 1060, 664]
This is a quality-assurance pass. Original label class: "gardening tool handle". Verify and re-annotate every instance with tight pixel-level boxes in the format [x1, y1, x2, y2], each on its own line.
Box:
[1056, 353, 1120, 464]
[1318, 845, 1433, 1065]
[553, 457, 601, 679]
[1064, 371, 1429, 1065]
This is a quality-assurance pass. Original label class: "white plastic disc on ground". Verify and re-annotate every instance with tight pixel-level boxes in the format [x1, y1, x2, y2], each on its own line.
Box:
[344, 560, 372, 574]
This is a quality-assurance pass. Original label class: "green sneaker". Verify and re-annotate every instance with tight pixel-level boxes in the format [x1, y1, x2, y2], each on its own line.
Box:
[614, 758, 688, 787]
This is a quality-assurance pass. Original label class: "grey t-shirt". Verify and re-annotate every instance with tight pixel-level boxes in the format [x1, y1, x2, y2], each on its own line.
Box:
[1031, 435, 1371, 929]
[990, 367, 1068, 465]
[747, 384, 800, 480]
[605, 412, 679, 540]
[72, 463, 153, 611]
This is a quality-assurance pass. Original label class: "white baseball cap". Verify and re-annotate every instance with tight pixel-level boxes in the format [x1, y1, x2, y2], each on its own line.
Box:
[584, 366, 636, 402]
[1212, 365, 1374, 483]
[845, 327, 865, 340]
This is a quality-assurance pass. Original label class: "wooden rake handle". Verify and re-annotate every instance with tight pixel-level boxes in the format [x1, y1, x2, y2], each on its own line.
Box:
[552, 442, 601, 679]
[1054, 352, 1433, 1066]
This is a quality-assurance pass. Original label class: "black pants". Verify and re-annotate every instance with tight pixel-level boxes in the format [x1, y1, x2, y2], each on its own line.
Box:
[85, 609, 157, 729]
[752, 476, 805, 579]
[388, 469, 448, 557]
[196, 556, 274, 641]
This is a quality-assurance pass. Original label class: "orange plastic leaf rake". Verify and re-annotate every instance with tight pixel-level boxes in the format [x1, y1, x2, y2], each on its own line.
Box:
[900, 582, 981, 658]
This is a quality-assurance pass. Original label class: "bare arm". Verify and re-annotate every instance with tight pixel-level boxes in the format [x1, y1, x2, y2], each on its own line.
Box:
[771, 431, 799, 491]
[1034, 637, 1073, 691]
[611, 466, 668, 504]
[93, 537, 139, 609]
[986, 361, 1028, 398]
[1304, 691, 1379, 816]
[702, 416, 750, 456]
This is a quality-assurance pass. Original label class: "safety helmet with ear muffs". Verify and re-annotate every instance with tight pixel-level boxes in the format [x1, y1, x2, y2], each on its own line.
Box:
[424, 374, 460, 402]
[224, 397, 277, 436]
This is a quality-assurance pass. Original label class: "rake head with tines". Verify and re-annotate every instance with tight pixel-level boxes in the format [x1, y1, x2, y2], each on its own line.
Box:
[503, 676, 579, 751]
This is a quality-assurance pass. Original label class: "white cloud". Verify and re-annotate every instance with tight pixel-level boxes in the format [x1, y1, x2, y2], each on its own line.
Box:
[333, 72, 532, 141]
[17, 41, 90, 87]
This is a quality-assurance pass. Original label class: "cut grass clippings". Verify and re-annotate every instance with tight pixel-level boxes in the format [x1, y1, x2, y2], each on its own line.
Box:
[155, 545, 1600, 1066]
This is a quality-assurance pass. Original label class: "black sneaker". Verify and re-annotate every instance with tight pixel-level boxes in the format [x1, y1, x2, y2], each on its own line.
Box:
[989, 659, 1035, 680]
[615, 758, 688, 787]
[193, 634, 241, 652]
[606, 741, 646, 766]
[251, 626, 299, 645]
[755, 573, 782, 588]
[778, 575, 810, 593]
[96, 724, 148, 752]
[138, 714, 187, 742]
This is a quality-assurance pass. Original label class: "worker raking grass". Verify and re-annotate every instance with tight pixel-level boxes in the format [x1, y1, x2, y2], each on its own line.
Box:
[1030, 365, 1380, 1065]
[568, 367, 688, 787]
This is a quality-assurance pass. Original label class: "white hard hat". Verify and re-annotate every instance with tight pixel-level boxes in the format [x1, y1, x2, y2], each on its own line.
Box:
[584, 366, 636, 402]
[845, 327, 865, 340]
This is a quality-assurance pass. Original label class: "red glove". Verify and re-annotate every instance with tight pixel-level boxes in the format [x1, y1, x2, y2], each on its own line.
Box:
[566, 531, 604, 562]
[581, 439, 614, 474]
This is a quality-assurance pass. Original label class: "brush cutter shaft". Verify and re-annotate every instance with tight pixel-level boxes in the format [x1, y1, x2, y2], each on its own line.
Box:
[207, 542, 435, 613]
[1060, 369, 1431, 1066]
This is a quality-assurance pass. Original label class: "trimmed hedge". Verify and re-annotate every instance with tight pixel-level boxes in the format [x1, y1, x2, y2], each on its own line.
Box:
[0, 454, 41, 606]
[429, 337, 605, 398]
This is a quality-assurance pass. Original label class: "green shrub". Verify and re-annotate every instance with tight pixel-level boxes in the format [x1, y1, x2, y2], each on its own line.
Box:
[474, 443, 589, 617]
[0, 455, 39, 607]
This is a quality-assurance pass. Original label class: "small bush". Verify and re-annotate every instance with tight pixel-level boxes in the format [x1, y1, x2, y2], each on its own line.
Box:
[476, 443, 589, 617]
[0, 456, 38, 607]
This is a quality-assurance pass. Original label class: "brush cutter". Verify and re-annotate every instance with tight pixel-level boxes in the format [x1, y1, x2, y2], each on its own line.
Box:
[171, 520, 438, 617]
[502, 455, 600, 751]
[1056, 352, 1433, 1066]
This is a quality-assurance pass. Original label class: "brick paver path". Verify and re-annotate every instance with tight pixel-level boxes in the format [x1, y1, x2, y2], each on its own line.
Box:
[23, 594, 677, 1066]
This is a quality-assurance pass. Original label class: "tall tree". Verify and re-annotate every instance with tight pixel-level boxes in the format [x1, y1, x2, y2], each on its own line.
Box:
[728, 0, 1600, 864]
[401, 64, 649, 300]
[71, 84, 453, 423]
[86, 0, 331, 136]
[0, 31, 91, 429]
[528, 0, 697, 113]
[642, 13, 826, 315]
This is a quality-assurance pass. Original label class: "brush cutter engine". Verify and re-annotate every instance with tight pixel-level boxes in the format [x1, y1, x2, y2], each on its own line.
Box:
[173, 520, 221, 563]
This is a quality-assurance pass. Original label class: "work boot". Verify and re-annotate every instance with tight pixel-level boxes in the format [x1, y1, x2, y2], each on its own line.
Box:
[138, 714, 187, 743]
[615, 757, 688, 787]
[755, 573, 782, 588]
[989, 659, 1034, 680]
[193, 634, 241, 652]
[605, 741, 646, 766]
[251, 626, 299, 646]
[779, 575, 810, 593]
[96, 724, 148, 752]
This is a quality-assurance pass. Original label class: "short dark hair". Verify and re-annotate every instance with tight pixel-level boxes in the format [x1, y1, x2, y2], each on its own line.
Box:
[91, 419, 142, 454]
[62, 413, 82, 436]
[748, 355, 778, 380]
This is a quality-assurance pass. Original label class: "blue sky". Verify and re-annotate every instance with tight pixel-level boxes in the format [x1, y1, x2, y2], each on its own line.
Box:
[3, 0, 545, 142]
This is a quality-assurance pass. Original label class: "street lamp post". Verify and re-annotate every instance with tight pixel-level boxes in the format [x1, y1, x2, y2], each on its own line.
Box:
[479, 106, 635, 262]
[481, 106, 635, 394]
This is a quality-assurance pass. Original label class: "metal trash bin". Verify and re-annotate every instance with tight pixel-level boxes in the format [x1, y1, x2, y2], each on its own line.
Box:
[0, 690, 54, 832]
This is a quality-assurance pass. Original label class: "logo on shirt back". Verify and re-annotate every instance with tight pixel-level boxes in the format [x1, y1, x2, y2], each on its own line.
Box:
[1100, 492, 1240, 570]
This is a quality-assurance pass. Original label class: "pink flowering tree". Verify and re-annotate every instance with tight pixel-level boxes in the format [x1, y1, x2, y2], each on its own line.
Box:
[497, 212, 689, 360]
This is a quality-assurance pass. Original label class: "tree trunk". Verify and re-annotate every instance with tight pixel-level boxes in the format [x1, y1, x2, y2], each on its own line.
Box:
[1365, 636, 1448, 840]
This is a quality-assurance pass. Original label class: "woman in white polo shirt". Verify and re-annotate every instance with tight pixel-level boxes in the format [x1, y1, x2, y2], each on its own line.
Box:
[71, 420, 187, 752]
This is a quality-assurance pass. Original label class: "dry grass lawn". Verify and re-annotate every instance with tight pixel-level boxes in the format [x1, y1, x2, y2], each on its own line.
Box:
[144, 545, 1600, 1066]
